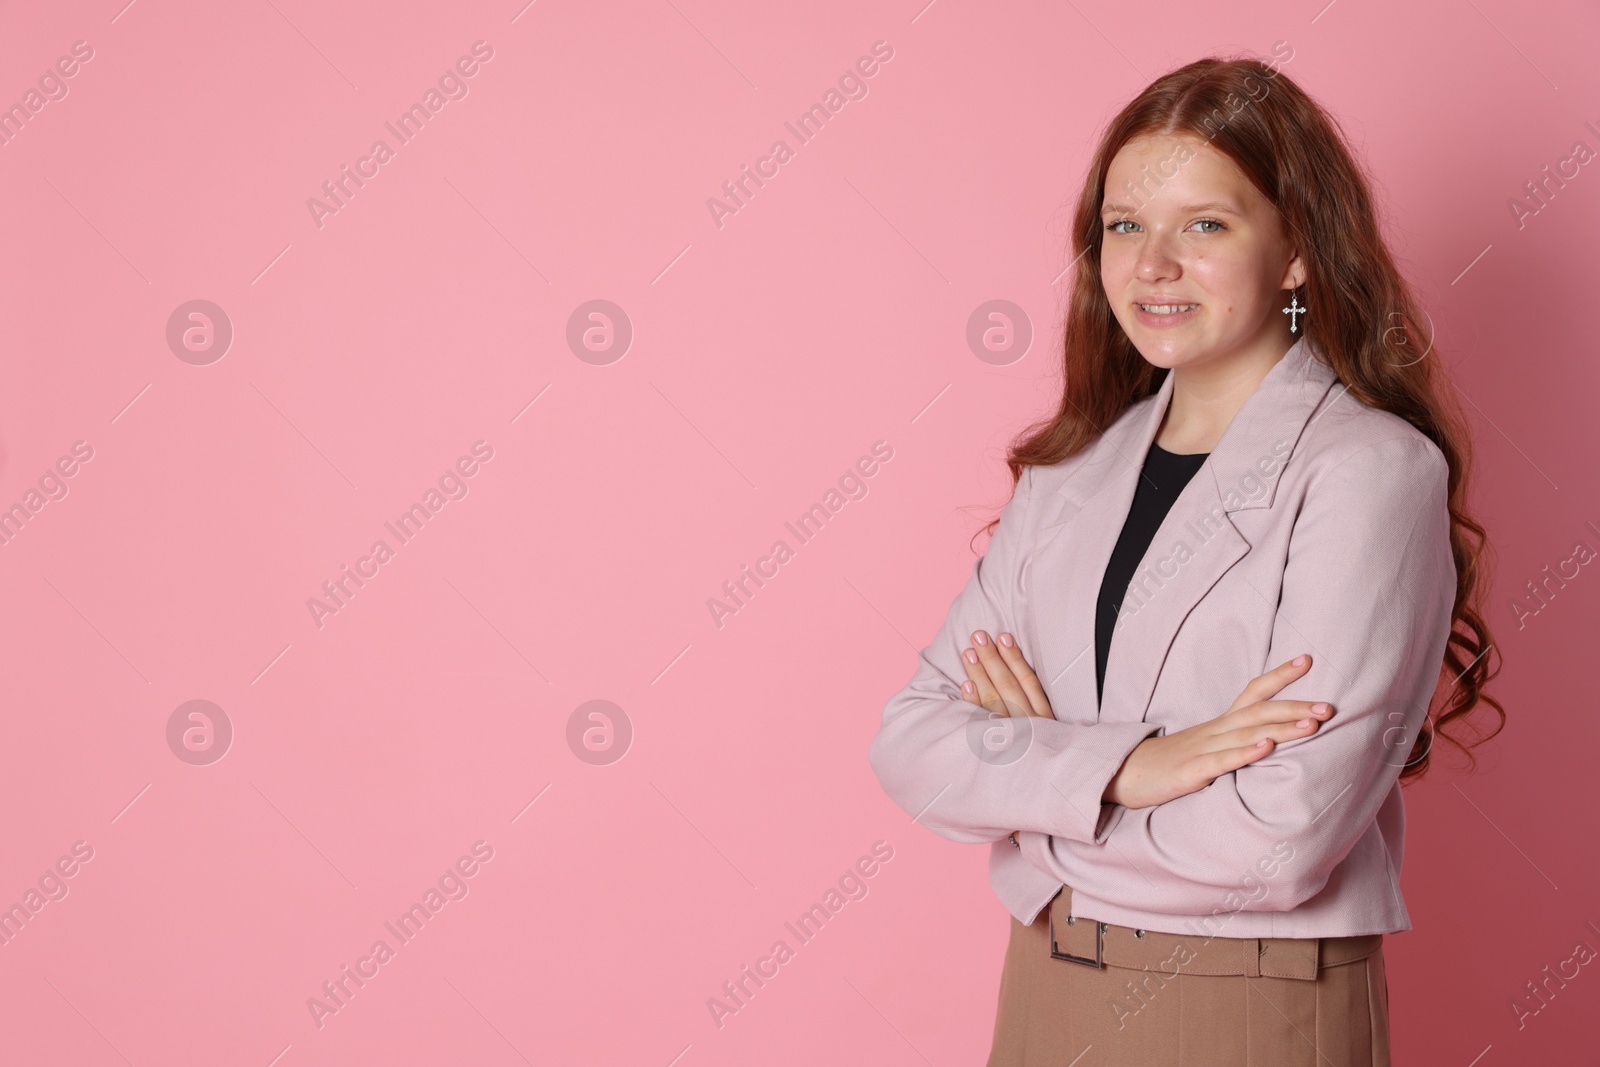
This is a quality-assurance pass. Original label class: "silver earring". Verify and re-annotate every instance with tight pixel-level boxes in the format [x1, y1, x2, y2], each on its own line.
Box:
[1283, 288, 1307, 334]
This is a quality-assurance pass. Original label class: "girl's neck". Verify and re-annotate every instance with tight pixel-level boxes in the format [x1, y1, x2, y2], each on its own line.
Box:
[1155, 336, 1294, 453]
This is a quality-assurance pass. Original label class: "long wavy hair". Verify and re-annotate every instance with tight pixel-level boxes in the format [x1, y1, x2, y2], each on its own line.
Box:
[988, 54, 1502, 783]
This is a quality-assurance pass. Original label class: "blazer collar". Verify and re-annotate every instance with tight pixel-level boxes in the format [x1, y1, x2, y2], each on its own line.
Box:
[1030, 336, 1342, 725]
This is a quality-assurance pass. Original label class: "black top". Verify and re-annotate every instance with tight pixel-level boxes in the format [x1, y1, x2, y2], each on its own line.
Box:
[1095, 441, 1210, 708]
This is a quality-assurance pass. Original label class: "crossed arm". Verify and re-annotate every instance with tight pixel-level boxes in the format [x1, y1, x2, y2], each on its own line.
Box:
[868, 435, 1458, 916]
[867, 463, 1170, 847]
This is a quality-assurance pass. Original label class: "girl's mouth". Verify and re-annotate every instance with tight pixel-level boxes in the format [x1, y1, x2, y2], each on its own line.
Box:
[1134, 302, 1199, 327]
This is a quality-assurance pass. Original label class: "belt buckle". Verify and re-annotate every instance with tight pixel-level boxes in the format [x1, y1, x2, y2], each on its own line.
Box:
[1049, 911, 1103, 968]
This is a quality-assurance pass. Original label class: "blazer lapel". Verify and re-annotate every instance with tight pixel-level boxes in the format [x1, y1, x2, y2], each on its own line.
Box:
[1027, 336, 1342, 727]
[1028, 377, 1170, 725]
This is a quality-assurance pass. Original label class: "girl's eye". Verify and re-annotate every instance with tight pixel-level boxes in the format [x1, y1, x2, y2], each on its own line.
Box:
[1103, 218, 1225, 235]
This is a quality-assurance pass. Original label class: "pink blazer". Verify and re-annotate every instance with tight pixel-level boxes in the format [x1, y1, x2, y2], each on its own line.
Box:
[868, 336, 1457, 939]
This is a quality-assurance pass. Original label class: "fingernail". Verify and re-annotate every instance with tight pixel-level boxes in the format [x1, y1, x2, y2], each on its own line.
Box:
[1313, 703, 1331, 715]
[1292, 655, 1307, 667]
[1256, 739, 1269, 748]
[962, 681, 975, 694]
[964, 649, 979, 663]
[999, 633, 1015, 647]
[1296, 718, 1312, 728]
[973, 632, 989, 645]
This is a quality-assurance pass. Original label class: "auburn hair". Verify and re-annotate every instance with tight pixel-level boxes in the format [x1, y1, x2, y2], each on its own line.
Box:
[989, 54, 1502, 783]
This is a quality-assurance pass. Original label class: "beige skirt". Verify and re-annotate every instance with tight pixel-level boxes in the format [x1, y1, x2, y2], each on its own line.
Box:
[987, 886, 1392, 1066]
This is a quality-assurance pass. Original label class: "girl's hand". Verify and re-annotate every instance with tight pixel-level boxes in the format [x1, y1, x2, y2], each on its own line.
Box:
[1103, 654, 1336, 810]
[957, 630, 1056, 720]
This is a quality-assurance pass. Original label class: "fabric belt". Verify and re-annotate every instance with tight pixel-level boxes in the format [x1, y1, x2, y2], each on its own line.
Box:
[1045, 886, 1384, 981]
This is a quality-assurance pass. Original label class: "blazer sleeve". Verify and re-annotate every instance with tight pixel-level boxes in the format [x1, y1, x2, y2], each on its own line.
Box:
[868, 463, 1165, 847]
[1016, 434, 1458, 913]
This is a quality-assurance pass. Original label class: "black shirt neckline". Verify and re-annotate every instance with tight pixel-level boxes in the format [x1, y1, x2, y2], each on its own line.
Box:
[1149, 441, 1209, 459]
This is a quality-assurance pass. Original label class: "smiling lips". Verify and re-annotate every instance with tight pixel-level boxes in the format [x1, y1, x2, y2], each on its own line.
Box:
[1133, 300, 1200, 327]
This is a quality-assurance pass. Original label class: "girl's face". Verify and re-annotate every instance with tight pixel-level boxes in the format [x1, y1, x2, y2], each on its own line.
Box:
[1099, 133, 1304, 373]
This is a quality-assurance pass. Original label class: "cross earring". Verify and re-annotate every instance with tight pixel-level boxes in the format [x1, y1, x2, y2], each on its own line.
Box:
[1283, 289, 1307, 334]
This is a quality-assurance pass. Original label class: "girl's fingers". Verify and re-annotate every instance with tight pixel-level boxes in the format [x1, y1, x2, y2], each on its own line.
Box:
[1213, 705, 1330, 753]
[993, 632, 1054, 718]
[959, 646, 1006, 716]
[969, 631, 1036, 718]
[1227, 654, 1312, 712]
[1220, 737, 1277, 773]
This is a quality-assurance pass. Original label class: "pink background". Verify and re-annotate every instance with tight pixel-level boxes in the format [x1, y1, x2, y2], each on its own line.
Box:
[1, 0, 1596, 1063]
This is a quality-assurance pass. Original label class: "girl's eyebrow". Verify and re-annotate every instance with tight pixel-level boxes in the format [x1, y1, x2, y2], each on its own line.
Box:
[1101, 200, 1242, 215]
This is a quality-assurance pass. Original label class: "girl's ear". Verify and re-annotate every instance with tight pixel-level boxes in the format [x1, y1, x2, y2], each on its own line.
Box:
[1282, 249, 1307, 291]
